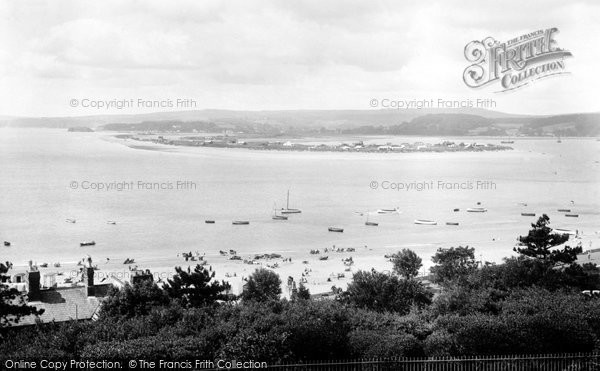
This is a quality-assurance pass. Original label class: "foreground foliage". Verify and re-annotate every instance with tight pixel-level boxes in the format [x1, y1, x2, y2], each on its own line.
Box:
[1, 216, 599, 360]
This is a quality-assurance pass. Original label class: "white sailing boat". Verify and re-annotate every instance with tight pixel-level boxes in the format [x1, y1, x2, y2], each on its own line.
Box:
[272, 203, 288, 220]
[280, 189, 301, 214]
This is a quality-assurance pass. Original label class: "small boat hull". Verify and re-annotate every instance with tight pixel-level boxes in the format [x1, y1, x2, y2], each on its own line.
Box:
[205, 220, 215, 224]
[365, 222, 378, 226]
[414, 220, 437, 225]
[328, 227, 344, 233]
[232, 221, 250, 225]
[281, 209, 301, 214]
[557, 209, 571, 212]
[565, 214, 579, 218]
[272, 215, 288, 220]
[521, 213, 536, 216]
[467, 208, 488, 213]
[3, 241, 10, 246]
[446, 222, 459, 226]
[553, 228, 577, 235]
[377, 208, 398, 214]
[80, 241, 96, 246]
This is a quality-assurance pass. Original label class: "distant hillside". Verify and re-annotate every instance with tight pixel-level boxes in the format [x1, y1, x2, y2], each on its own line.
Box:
[1, 109, 598, 136]
[0, 108, 520, 130]
[102, 120, 220, 132]
[523, 113, 600, 137]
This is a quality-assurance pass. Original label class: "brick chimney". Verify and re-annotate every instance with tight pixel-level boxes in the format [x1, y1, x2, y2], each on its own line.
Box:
[26, 261, 41, 301]
[84, 267, 95, 296]
[83, 256, 95, 296]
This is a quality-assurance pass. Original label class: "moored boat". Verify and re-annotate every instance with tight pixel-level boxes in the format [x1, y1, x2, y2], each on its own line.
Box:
[106, 221, 116, 225]
[65, 218, 76, 223]
[3, 241, 10, 246]
[415, 219, 437, 225]
[281, 209, 302, 214]
[80, 241, 96, 246]
[280, 189, 302, 214]
[565, 214, 579, 218]
[552, 228, 577, 235]
[272, 204, 288, 220]
[319, 256, 329, 260]
[467, 207, 488, 212]
[446, 222, 459, 226]
[205, 220, 215, 224]
[557, 209, 571, 212]
[328, 227, 344, 233]
[521, 213, 536, 216]
[232, 221, 250, 225]
[365, 214, 378, 226]
[377, 207, 399, 214]
[281, 208, 301, 214]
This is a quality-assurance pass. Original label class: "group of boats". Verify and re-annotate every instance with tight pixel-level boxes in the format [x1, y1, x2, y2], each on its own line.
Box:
[205, 190, 302, 225]
[66, 218, 117, 225]
[64, 217, 115, 247]
[414, 220, 459, 226]
[520, 210, 579, 218]
[412, 205, 487, 226]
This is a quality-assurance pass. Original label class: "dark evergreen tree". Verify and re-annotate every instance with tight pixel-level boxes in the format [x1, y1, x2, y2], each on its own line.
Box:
[513, 214, 581, 265]
[163, 265, 231, 307]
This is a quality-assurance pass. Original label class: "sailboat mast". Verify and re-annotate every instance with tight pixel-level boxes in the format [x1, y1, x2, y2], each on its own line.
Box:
[286, 189, 290, 209]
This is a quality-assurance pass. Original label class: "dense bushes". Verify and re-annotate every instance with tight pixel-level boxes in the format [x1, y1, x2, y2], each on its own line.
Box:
[5, 285, 599, 361]
[341, 270, 432, 314]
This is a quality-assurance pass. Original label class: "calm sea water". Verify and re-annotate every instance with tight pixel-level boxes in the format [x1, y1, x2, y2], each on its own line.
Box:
[1, 128, 599, 270]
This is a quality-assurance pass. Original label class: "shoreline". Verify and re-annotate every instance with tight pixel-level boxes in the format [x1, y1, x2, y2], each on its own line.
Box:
[117, 133, 513, 154]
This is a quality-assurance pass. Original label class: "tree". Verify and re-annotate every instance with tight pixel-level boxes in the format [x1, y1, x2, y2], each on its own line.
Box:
[0, 262, 44, 327]
[513, 214, 581, 265]
[430, 246, 477, 285]
[240, 269, 282, 303]
[163, 265, 231, 308]
[100, 279, 170, 318]
[392, 249, 422, 279]
[342, 270, 432, 314]
[291, 283, 310, 301]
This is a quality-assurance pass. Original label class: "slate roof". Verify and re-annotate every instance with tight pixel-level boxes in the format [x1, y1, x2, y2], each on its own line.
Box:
[10, 284, 112, 327]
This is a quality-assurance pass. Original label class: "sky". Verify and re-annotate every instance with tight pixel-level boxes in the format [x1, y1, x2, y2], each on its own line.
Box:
[0, 0, 598, 117]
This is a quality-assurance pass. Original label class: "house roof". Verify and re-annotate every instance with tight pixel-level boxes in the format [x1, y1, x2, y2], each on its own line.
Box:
[10, 284, 111, 327]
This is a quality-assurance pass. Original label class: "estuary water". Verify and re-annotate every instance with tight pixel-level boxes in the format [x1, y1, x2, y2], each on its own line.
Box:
[0, 128, 599, 279]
